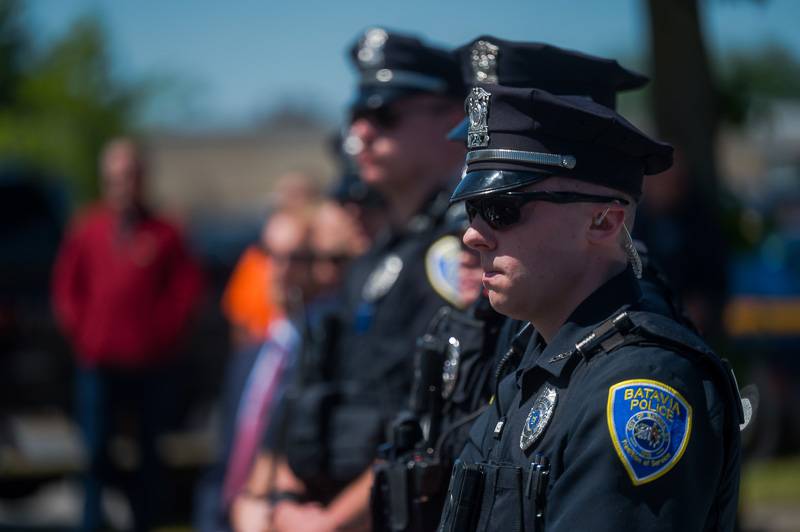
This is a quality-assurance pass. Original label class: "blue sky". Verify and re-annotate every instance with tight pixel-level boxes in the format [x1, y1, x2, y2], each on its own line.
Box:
[26, 0, 800, 130]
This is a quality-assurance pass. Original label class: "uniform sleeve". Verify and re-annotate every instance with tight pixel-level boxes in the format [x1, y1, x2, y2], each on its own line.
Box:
[544, 348, 729, 532]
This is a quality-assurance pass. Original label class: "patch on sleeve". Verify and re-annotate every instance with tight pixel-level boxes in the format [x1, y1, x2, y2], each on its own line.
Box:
[607, 379, 692, 486]
[425, 235, 463, 307]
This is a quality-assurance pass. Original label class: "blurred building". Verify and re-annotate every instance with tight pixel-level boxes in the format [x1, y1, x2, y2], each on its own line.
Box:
[145, 117, 336, 219]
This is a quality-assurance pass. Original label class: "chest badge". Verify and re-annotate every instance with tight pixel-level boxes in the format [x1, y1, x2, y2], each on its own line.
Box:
[363, 254, 403, 302]
[520, 383, 558, 451]
[607, 379, 692, 486]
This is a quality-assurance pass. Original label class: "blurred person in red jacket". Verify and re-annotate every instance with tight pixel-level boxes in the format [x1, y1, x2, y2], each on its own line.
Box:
[52, 137, 204, 532]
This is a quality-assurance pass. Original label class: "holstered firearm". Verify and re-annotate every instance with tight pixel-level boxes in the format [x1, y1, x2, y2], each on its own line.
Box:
[372, 333, 449, 532]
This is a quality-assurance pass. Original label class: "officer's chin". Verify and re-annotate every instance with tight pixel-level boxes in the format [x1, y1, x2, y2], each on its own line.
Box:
[358, 165, 390, 188]
[486, 289, 510, 315]
[487, 290, 528, 321]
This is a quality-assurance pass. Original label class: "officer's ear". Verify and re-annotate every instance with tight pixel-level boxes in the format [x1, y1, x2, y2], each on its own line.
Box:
[587, 205, 626, 245]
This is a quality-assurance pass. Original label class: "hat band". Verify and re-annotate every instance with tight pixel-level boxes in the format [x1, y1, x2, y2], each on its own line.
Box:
[361, 69, 449, 92]
[466, 149, 577, 170]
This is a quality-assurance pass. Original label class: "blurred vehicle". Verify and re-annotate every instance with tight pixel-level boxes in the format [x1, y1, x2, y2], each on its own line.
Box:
[725, 191, 800, 458]
[0, 163, 74, 500]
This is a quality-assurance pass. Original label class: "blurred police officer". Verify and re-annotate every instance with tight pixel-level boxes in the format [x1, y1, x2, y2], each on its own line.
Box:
[437, 85, 743, 531]
[259, 29, 468, 532]
[372, 36, 660, 532]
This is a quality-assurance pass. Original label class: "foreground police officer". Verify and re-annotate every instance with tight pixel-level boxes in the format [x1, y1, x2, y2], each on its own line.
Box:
[437, 85, 743, 531]
[371, 36, 656, 532]
[257, 29, 468, 531]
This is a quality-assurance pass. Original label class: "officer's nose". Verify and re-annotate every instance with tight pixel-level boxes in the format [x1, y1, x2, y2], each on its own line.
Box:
[463, 218, 496, 252]
[348, 118, 378, 151]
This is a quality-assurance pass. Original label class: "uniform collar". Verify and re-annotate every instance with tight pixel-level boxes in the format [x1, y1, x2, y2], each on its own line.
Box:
[517, 267, 642, 382]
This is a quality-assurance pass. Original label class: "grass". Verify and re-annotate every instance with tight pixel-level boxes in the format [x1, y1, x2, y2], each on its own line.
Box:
[741, 455, 800, 505]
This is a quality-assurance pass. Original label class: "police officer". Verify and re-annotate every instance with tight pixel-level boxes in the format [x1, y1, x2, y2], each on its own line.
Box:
[437, 85, 743, 531]
[371, 37, 670, 532]
[260, 29, 468, 532]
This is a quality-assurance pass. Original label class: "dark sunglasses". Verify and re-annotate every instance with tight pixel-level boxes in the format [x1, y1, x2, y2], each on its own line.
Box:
[351, 101, 452, 130]
[314, 253, 350, 265]
[351, 106, 402, 129]
[465, 190, 629, 230]
[266, 250, 316, 264]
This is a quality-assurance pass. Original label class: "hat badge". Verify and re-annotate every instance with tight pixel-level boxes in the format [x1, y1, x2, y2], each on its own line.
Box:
[358, 27, 388, 68]
[466, 87, 491, 149]
[470, 40, 499, 83]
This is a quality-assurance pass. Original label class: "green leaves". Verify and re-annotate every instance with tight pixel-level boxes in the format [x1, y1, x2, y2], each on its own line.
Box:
[0, 4, 144, 203]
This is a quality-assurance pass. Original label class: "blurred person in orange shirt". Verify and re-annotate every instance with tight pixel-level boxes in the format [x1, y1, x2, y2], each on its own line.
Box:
[221, 173, 322, 349]
[52, 137, 204, 532]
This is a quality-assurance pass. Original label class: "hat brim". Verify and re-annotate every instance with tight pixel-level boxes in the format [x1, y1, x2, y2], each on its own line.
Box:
[446, 117, 468, 142]
[450, 169, 553, 203]
[350, 86, 428, 113]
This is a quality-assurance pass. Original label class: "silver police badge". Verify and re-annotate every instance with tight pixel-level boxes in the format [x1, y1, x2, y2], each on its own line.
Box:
[358, 27, 388, 68]
[520, 383, 558, 451]
[466, 87, 491, 149]
[362, 254, 403, 302]
[470, 40, 499, 83]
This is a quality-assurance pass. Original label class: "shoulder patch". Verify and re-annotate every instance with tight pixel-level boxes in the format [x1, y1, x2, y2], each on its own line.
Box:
[607, 379, 692, 486]
[425, 235, 463, 307]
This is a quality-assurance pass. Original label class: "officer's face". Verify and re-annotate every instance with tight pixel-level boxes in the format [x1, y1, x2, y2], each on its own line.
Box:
[462, 179, 591, 322]
[262, 213, 314, 308]
[348, 95, 462, 189]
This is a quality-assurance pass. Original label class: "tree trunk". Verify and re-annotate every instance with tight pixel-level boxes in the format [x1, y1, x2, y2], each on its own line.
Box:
[646, 0, 719, 197]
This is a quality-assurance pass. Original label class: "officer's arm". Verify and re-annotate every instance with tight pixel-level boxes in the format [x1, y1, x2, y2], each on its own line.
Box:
[323, 466, 373, 531]
[232, 453, 306, 532]
[545, 349, 728, 532]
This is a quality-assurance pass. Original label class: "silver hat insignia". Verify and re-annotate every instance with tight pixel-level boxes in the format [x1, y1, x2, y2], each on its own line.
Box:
[466, 87, 491, 149]
[520, 383, 558, 451]
[358, 27, 388, 68]
[470, 40, 499, 83]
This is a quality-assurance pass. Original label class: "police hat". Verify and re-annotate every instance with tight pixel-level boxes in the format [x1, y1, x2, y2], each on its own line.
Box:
[448, 37, 648, 141]
[450, 85, 673, 202]
[349, 28, 465, 112]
